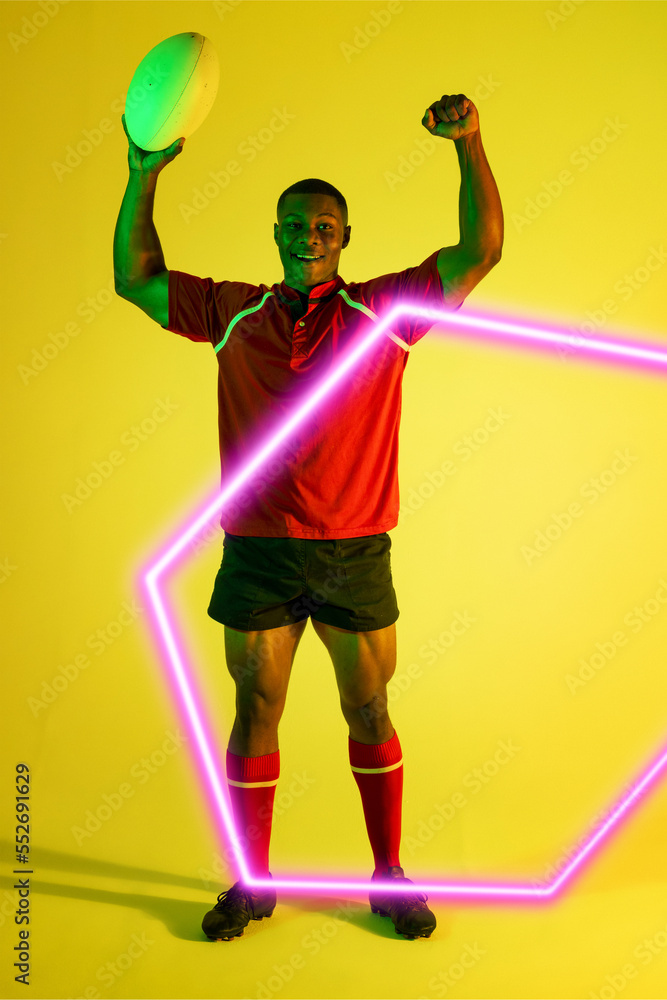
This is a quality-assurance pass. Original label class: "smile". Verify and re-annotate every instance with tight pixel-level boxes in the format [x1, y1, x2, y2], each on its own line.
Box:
[291, 254, 324, 264]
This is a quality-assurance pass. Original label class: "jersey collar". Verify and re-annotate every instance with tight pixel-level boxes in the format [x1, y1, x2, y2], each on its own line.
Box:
[276, 274, 345, 303]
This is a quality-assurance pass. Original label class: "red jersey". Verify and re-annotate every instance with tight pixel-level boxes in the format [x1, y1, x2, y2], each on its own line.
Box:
[164, 249, 451, 538]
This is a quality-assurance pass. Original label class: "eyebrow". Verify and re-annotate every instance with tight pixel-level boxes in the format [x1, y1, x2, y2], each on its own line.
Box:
[282, 212, 338, 220]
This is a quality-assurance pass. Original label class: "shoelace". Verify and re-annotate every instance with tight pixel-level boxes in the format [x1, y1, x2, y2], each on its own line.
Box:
[213, 883, 249, 912]
[393, 890, 429, 908]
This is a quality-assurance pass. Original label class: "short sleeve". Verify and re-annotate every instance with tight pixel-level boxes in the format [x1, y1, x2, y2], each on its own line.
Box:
[358, 248, 459, 348]
[162, 271, 259, 349]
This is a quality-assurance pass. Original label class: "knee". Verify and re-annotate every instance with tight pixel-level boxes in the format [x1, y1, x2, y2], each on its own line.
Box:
[236, 687, 285, 730]
[230, 659, 287, 728]
[340, 687, 389, 734]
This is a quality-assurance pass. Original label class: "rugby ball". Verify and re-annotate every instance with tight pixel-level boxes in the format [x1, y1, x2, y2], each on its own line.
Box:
[124, 32, 219, 151]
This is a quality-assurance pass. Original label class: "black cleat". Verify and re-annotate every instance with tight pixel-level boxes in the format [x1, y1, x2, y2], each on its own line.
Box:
[202, 878, 276, 941]
[369, 866, 436, 939]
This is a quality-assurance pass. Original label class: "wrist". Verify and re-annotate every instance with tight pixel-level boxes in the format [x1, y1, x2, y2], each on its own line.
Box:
[128, 168, 160, 188]
[454, 128, 482, 147]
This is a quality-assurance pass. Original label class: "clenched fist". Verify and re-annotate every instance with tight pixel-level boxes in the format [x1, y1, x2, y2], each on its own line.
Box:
[422, 94, 479, 141]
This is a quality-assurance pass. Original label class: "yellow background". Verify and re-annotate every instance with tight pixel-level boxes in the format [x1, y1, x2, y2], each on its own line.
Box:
[2, 1, 667, 998]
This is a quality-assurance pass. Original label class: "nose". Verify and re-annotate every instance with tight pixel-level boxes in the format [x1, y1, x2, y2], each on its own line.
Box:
[294, 236, 323, 251]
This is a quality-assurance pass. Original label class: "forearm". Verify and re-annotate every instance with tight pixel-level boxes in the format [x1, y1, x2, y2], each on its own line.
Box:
[453, 130, 503, 261]
[113, 170, 166, 295]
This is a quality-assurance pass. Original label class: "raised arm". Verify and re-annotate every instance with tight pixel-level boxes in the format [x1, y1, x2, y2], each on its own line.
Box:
[113, 115, 185, 326]
[423, 94, 503, 308]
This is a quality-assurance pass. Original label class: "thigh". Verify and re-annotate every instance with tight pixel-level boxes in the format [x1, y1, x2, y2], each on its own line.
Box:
[224, 619, 308, 702]
[311, 619, 397, 705]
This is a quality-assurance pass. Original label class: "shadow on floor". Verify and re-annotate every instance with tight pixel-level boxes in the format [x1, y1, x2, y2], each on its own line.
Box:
[1, 842, 443, 941]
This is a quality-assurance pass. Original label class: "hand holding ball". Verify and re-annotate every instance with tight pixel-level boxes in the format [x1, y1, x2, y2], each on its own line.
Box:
[121, 113, 184, 175]
[124, 32, 219, 155]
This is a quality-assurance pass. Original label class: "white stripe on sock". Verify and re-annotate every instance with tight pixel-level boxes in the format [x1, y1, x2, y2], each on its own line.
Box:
[227, 778, 279, 788]
[350, 758, 403, 775]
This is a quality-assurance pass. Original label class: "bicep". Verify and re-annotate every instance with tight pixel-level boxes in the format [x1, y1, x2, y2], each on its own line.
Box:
[118, 270, 170, 328]
[436, 245, 500, 311]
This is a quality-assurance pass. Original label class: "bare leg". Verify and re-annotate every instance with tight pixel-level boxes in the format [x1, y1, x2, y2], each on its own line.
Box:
[224, 619, 308, 756]
[310, 620, 397, 743]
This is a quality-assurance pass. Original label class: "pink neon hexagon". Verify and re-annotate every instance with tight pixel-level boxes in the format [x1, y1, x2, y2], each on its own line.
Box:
[141, 302, 667, 901]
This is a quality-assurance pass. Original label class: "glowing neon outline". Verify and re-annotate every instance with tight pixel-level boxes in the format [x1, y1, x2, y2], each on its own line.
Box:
[142, 302, 667, 899]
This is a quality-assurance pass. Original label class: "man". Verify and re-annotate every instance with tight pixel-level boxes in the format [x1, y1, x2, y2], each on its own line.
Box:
[114, 93, 503, 941]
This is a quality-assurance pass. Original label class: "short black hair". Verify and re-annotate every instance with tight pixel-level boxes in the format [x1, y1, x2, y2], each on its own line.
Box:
[277, 178, 348, 228]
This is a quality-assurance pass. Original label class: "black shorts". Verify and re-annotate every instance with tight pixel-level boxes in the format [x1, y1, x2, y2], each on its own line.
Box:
[207, 532, 399, 633]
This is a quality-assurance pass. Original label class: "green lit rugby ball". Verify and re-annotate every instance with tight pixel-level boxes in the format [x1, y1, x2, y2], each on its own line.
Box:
[124, 32, 219, 151]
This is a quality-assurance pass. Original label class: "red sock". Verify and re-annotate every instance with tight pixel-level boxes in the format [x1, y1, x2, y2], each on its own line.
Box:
[226, 749, 279, 877]
[349, 730, 403, 875]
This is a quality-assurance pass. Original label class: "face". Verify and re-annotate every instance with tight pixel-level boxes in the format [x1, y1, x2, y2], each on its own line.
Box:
[274, 192, 351, 293]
